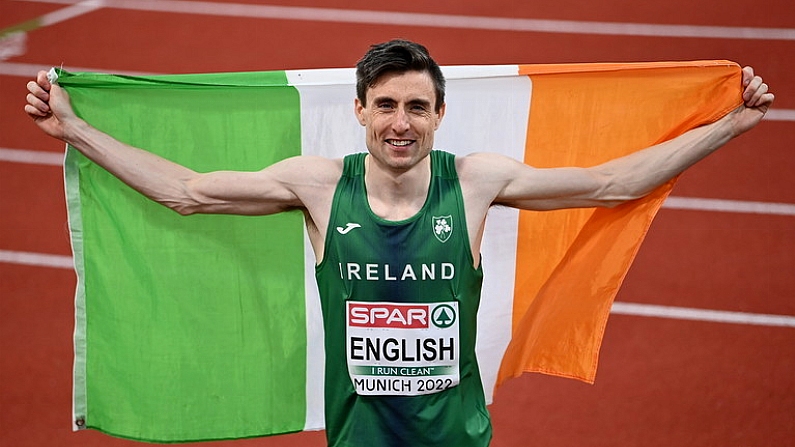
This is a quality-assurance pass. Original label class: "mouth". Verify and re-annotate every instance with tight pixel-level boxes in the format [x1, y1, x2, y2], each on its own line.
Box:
[386, 139, 415, 148]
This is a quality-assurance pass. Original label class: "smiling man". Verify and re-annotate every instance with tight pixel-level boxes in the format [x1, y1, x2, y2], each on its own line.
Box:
[25, 39, 773, 447]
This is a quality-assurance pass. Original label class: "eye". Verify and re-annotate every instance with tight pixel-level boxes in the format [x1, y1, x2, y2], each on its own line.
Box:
[377, 102, 394, 110]
[409, 102, 431, 114]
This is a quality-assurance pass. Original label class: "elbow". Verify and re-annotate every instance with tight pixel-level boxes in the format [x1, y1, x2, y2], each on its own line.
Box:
[597, 189, 647, 208]
[153, 179, 204, 216]
[597, 186, 654, 208]
[156, 197, 200, 216]
[598, 199, 626, 209]
[593, 172, 648, 208]
[171, 203, 198, 216]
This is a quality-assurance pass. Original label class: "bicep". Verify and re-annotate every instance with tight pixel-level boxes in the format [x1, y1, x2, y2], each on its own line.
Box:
[464, 153, 617, 211]
[184, 170, 298, 215]
[183, 156, 338, 215]
[497, 166, 619, 210]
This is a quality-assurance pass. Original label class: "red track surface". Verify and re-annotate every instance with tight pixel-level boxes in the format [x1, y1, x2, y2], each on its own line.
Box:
[1, 0, 793, 446]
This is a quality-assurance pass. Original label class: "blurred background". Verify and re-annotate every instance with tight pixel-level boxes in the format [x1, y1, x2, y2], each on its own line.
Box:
[1, 0, 793, 446]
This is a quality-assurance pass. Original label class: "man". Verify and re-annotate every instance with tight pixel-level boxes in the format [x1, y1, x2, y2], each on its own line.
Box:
[26, 40, 773, 446]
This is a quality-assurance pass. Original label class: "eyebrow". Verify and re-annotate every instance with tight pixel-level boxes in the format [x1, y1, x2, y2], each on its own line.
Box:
[407, 98, 432, 108]
[371, 95, 432, 109]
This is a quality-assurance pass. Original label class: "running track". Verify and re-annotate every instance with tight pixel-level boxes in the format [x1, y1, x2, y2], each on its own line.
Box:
[1, 0, 793, 446]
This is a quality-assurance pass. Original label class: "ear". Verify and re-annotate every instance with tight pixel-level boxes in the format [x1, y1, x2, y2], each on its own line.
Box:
[434, 102, 446, 130]
[354, 98, 366, 126]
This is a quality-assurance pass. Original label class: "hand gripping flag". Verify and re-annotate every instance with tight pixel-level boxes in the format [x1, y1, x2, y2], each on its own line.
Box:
[59, 61, 741, 442]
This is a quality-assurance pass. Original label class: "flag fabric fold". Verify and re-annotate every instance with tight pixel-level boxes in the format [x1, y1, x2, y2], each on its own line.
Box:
[60, 61, 741, 442]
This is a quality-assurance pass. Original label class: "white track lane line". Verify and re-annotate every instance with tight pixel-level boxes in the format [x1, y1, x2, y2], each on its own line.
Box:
[0, 1, 104, 60]
[765, 109, 795, 122]
[662, 197, 795, 216]
[0, 61, 154, 77]
[0, 147, 64, 166]
[38, 0, 105, 27]
[0, 249, 74, 269]
[14, 0, 795, 40]
[611, 302, 795, 328]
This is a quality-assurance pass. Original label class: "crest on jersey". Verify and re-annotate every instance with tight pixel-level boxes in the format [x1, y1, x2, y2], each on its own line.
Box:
[432, 215, 453, 243]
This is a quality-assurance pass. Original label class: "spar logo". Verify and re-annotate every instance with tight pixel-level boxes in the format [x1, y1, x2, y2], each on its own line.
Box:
[348, 303, 457, 329]
[431, 304, 456, 328]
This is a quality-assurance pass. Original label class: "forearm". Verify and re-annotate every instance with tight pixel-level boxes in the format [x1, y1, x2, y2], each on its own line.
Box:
[593, 64, 773, 204]
[597, 115, 735, 201]
[64, 118, 200, 212]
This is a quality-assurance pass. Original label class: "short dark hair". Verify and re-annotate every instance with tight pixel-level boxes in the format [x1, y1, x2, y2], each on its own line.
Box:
[355, 39, 446, 112]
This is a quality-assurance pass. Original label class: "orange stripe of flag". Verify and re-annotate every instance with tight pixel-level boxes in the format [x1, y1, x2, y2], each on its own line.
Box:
[497, 61, 741, 385]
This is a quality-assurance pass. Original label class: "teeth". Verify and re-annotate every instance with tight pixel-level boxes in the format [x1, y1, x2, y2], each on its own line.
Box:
[388, 140, 413, 147]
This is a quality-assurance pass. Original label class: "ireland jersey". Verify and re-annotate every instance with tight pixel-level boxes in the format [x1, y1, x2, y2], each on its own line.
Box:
[316, 150, 491, 447]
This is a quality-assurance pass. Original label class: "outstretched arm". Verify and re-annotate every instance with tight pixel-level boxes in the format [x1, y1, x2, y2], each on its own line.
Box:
[25, 70, 338, 216]
[463, 66, 774, 211]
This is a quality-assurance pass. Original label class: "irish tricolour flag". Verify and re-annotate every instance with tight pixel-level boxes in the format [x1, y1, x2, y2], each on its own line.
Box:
[60, 61, 740, 442]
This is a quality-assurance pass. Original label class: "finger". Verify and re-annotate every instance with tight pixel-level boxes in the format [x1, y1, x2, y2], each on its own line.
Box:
[26, 92, 51, 114]
[27, 80, 50, 102]
[742, 75, 764, 103]
[747, 81, 769, 107]
[35, 70, 52, 91]
[755, 92, 775, 109]
[24, 103, 50, 118]
[49, 83, 72, 107]
[741, 66, 755, 86]
[50, 83, 68, 98]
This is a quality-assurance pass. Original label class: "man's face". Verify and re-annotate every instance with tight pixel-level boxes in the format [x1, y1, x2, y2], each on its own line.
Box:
[355, 70, 445, 172]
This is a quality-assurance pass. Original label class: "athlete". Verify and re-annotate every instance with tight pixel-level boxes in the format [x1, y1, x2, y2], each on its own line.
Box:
[25, 40, 773, 446]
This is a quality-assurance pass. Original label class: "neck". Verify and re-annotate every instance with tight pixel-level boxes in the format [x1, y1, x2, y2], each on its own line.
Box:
[364, 154, 431, 221]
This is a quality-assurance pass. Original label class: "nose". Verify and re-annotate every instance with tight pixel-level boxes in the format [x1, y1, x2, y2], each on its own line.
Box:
[391, 107, 411, 133]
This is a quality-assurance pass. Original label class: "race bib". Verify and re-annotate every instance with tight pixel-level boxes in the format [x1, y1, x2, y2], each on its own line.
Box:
[346, 301, 460, 396]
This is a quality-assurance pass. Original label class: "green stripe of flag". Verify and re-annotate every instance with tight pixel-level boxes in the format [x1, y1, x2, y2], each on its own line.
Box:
[60, 70, 310, 442]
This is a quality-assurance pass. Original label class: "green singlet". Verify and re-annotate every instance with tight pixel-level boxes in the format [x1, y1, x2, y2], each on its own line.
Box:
[315, 150, 491, 447]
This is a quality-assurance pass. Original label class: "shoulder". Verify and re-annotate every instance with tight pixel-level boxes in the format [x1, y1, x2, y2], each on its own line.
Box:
[246, 155, 343, 209]
[455, 152, 531, 185]
[297, 155, 344, 179]
[263, 155, 343, 186]
[452, 153, 518, 210]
